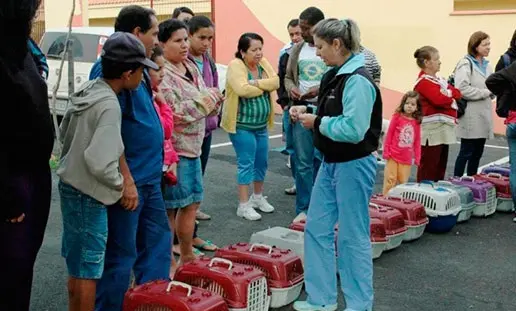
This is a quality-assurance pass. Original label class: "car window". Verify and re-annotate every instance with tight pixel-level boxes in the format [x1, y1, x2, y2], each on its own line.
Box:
[40, 32, 101, 63]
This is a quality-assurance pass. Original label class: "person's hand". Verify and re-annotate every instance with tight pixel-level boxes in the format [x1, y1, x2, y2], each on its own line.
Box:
[298, 113, 317, 129]
[121, 179, 139, 211]
[300, 86, 319, 100]
[168, 162, 177, 178]
[289, 105, 307, 122]
[290, 87, 302, 100]
[249, 80, 258, 87]
[7, 213, 25, 224]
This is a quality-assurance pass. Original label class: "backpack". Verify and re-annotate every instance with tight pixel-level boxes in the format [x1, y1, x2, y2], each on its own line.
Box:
[448, 57, 473, 118]
[495, 53, 513, 118]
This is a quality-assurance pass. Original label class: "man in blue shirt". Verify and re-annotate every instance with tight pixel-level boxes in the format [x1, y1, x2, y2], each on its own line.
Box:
[89, 5, 171, 311]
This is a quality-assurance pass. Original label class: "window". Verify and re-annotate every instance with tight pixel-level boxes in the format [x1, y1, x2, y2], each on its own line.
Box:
[454, 0, 516, 12]
[40, 32, 103, 63]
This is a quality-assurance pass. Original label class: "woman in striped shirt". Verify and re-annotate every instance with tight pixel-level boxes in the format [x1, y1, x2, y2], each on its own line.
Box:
[221, 33, 279, 221]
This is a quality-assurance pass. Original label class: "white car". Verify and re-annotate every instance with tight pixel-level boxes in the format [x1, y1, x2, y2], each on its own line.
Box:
[40, 27, 114, 116]
[40, 27, 228, 117]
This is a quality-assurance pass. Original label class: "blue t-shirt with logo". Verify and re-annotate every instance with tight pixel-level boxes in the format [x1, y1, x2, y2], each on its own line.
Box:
[90, 59, 163, 187]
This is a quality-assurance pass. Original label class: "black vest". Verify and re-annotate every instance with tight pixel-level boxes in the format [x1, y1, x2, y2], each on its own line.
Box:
[313, 66, 382, 163]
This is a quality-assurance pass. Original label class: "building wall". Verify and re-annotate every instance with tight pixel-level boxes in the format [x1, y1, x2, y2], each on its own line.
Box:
[213, 0, 516, 134]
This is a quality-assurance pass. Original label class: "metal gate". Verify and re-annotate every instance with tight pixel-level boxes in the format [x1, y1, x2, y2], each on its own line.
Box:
[149, 0, 213, 21]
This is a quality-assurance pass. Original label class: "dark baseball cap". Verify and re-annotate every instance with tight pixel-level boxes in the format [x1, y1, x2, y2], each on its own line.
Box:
[101, 32, 159, 70]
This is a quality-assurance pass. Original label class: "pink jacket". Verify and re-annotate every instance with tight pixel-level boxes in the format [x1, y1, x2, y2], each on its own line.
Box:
[153, 89, 179, 166]
[383, 113, 421, 166]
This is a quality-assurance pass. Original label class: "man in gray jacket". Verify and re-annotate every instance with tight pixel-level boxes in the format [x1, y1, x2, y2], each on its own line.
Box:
[57, 32, 158, 311]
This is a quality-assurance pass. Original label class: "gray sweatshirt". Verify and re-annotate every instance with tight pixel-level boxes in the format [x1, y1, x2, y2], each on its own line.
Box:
[57, 78, 124, 205]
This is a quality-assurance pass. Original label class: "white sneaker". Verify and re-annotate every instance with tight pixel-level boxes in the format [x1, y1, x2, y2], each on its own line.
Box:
[286, 156, 291, 169]
[293, 212, 307, 223]
[251, 194, 275, 213]
[237, 203, 262, 221]
[513, 216, 516, 223]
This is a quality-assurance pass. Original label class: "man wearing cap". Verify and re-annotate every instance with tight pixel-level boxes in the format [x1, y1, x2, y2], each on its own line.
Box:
[58, 32, 159, 311]
[88, 6, 172, 311]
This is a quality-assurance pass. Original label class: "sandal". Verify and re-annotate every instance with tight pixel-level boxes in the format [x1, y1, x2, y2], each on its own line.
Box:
[194, 239, 218, 252]
[193, 248, 205, 257]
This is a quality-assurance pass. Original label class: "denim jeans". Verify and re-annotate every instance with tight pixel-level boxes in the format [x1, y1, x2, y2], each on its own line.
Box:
[507, 124, 516, 205]
[292, 122, 322, 214]
[304, 155, 377, 310]
[60, 182, 108, 280]
[283, 110, 297, 179]
[229, 128, 269, 185]
[95, 183, 171, 311]
[454, 138, 487, 176]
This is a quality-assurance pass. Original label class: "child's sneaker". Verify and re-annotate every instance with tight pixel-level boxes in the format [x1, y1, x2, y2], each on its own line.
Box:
[250, 194, 275, 213]
[237, 202, 262, 221]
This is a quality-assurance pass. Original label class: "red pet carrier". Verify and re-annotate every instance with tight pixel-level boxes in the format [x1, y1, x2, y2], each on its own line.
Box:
[370, 194, 428, 241]
[123, 280, 229, 311]
[215, 243, 304, 308]
[369, 203, 407, 250]
[174, 257, 270, 311]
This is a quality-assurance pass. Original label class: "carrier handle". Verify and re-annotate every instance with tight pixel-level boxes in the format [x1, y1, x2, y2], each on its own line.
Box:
[385, 195, 404, 202]
[419, 180, 435, 188]
[209, 257, 233, 270]
[460, 176, 475, 182]
[166, 281, 192, 297]
[249, 243, 273, 254]
[369, 203, 381, 209]
[486, 173, 502, 179]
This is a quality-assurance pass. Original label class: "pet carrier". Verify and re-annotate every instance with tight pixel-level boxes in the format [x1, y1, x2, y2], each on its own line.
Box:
[435, 181, 476, 222]
[448, 176, 497, 217]
[387, 182, 461, 233]
[481, 164, 510, 177]
[370, 194, 428, 241]
[174, 257, 270, 311]
[370, 217, 388, 259]
[250, 227, 305, 264]
[474, 173, 514, 212]
[215, 243, 303, 308]
[123, 280, 229, 311]
[368, 203, 407, 250]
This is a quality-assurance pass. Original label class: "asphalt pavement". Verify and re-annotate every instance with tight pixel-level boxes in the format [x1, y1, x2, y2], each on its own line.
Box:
[30, 116, 516, 311]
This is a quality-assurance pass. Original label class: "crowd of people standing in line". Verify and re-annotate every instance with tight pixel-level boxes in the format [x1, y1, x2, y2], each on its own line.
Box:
[2, 1, 516, 311]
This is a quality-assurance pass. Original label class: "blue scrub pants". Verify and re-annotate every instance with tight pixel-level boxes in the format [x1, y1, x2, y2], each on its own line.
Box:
[95, 183, 172, 311]
[304, 155, 377, 311]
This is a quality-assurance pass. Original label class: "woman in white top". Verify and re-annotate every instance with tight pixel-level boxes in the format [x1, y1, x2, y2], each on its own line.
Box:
[453, 31, 494, 176]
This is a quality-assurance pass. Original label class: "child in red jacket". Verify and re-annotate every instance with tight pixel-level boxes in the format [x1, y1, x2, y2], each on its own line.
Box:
[383, 91, 422, 194]
[150, 46, 179, 185]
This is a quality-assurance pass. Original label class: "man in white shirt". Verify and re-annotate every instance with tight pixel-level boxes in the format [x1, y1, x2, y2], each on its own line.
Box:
[284, 7, 326, 222]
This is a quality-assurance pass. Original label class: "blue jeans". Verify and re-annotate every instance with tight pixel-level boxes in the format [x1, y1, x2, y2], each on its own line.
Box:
[229, 128, 269, 185]
[304, 155, 377, 310]
[59, 182, 108, 280]
[283, 110, 297, 178]
[507, 124, 516, 205]
[200, 133, 213, 176]
[292, 122, 321, 214]
[95, 183, 171, 311]
[454, 138, 486, 176]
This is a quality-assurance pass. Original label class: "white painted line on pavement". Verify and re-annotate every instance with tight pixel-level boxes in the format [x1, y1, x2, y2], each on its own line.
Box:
[477, 156, 510, 173]
[211, 134, 283, 149]
[484, 144, 508, 150]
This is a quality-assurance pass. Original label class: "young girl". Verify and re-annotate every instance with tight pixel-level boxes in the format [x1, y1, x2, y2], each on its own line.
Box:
[150, 46, 179, 185]
[149, 46, 179, 277]
[382, 91, 422, 195]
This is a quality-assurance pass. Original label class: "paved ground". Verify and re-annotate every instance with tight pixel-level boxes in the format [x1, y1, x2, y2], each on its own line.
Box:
[31, 116, 516, 311]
